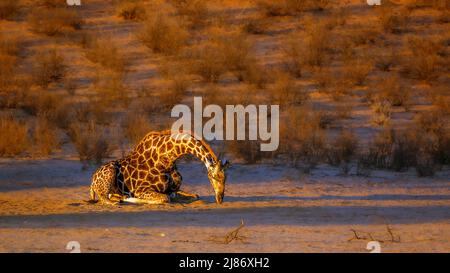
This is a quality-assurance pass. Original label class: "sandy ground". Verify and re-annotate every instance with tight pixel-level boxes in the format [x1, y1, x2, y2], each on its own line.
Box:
[0, 159, 449, 253]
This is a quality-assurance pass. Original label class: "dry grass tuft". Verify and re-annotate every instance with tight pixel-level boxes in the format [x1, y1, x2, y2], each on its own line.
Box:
[138, 13, 188, 55]
[32, 49, 66, 88]
[257, 0, 331, 16]
[0, 116, 30, 157]
[327, 130, 359, 174]
[377, 6, 410, 34]
[32, 116, 60, 157]
[378, 75, 411, 110]
[269, 72, 308, 107]
[401, 36, 444, 81]
[28, 7, 83, 36]
[68, 121, 114, 166]
[0, 0, 19, 20]
[280, 107, 327, 171]
[116, 0, 147, 21]
[171, 0, 209, 29]
[84, 36, 127, 73]
[122, 112, 153, 147]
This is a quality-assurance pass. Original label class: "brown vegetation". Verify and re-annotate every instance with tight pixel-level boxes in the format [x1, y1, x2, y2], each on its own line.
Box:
[0, 116, 30, 157]
[28, 7, 83, 36]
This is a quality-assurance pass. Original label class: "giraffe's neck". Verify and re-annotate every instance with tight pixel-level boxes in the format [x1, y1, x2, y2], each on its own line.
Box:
[168, 132, 217, 169]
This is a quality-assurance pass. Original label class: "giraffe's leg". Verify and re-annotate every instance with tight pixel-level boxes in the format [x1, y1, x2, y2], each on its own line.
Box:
[89, 186, 97, 203]
[132, 189, 170, 204]
[168, 168, 199, 202]
[90, 162, 121, 206]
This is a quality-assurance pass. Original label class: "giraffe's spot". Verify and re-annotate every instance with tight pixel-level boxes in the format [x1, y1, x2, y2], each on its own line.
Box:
[167, 142, 173, 150]
[138, 170, 146, 179]
[138, 155, 145, 162]
[150, 169, 159, 176]
[137, 145, 144, 154]
[155, 182, 167, 193]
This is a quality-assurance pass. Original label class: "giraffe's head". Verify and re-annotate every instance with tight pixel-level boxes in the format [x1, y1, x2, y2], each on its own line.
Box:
[207, 159, 230, 204]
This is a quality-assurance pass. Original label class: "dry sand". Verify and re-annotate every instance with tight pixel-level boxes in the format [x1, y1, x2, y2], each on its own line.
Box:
[0, 159, 449, 252]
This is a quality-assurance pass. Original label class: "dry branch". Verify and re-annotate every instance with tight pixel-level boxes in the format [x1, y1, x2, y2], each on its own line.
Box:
[348, 225, 401, 243]
[208, 219, 247, 244]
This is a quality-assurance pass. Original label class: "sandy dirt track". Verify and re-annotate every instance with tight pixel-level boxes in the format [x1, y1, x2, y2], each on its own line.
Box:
[0, 159, 449, 252]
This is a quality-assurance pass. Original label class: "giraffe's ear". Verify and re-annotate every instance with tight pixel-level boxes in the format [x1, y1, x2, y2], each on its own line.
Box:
[221, 159, 230, 170]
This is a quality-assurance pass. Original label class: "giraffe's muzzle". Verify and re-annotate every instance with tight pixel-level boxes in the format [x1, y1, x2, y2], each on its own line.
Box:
[215, 193, 224, 204]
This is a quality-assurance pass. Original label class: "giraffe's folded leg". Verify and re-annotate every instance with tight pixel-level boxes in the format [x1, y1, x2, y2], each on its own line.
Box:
[131, 190, 170, 205]
[170, 190, 200, 203]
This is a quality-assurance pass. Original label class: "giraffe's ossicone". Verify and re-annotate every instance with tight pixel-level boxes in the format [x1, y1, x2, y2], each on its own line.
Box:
[89, 130, 230, 205]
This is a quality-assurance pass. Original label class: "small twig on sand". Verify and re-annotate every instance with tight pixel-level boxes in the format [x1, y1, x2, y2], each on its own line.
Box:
[348, 225, 401, 243]
[208, 219, 247, 244]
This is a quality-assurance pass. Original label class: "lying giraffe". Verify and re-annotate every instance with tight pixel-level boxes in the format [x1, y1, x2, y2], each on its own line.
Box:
[89, 130, 229, 205]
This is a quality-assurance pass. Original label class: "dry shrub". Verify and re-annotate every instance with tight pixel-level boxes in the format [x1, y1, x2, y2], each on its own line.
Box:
[427, 86, 450, 115]
[222, 35, 252, 79]
[305, 22, 331, 67]
[228, 139, 266, 164]
[171, 0, 209, 29]
[116, 0, 146, 21]
[32, 116, 60, 157]
[28, 7, 83, 36]
[335, 103, 352, 119]
[414, 110, 447, 136]
[92, 71, 129, 108]
[366, 128, 395, 169]
[65, 100, 112, 126]
[314, 68, 350, 101]
[84, 37, 127, 73]
[159, 75, 189, 110]
[373, 48, 397, 71]
[138, 13, 188, 55]
[378, 75, 411, 110]
[286, 21, 331, 71]
[401, 36, 443, 81]
[280, 107, 327, 171]
[377, 6, 410, 34]
[409, 0, 450, 9]
[68, 121, 113, 165]
[221, 34, 268, 87]
[189, 42, 227, 82]
[243, 17, 269, 35]
[22, 91, 60, 116]
[0, 54, 17, 94]
[268, 72, 308, 107]
[38, 0, 67, 8]
[0, 34, 20, 56]
[0, 34, 20, 95]
[437, 9, 450, 23]
[363, 126, 448, 175]
[349, 26, 381, 46]
[64, 78, 77, 95]
[0, 0, 19, 20]
[342, 58, 372, 86]
[32, 49, 66, 88]
[0, 116, 30, 157]
[413, 111, 450, 174]
[122, 112, 153, 146]
[327, 130, 359, 174]
[257, 0, 330, 16]
[370, 99, 391, 127]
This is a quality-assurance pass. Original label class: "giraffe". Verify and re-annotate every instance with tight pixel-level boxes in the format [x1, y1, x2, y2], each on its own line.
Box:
[89, 130, 229, 205]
